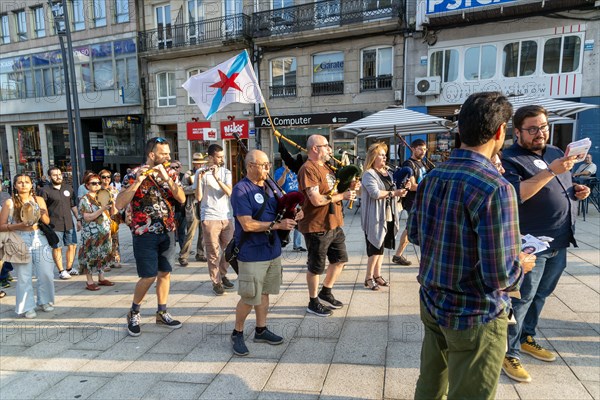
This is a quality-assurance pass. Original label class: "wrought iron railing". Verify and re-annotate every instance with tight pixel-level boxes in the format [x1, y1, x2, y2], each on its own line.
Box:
[253, 0, 401, 38]
[270, 85, 297, 98]
[312, 81, 344, 96]
[360, 75, 393, 91]
[139, 14, 251, 52]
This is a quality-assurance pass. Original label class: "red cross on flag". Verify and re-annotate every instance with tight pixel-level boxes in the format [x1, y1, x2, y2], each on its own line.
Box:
[182, 50, 265, 120]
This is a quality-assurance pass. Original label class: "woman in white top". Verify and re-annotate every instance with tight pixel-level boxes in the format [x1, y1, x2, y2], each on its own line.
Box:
[0, 174, 55, 318]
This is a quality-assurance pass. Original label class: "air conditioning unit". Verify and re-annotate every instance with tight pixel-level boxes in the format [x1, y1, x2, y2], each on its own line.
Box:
[414, 76, 441, 96]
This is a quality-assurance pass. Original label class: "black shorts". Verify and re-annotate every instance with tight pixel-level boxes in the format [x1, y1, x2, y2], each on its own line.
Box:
[304, 227, 348, 275]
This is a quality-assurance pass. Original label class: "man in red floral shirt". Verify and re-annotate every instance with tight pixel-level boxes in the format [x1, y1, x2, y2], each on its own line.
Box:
[116, 137, 186, 337]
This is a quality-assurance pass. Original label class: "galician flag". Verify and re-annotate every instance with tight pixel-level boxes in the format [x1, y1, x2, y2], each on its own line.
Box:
[182, 50, 265, 120]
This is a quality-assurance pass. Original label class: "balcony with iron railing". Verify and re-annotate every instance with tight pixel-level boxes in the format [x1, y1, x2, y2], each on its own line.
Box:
[270, 85, 297, 98]
[312, 81, 344, 96]
[253, 0, 401, 38]
[360, 75, 393, 91]
[138, 14, 251, 53]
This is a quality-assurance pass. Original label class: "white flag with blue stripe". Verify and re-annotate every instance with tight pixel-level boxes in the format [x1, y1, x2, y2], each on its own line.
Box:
[182, 50, 265, 120]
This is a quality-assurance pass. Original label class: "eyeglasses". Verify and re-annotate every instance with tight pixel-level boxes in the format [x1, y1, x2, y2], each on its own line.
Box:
[172, 165, 181, 169]
[89, 182, 101, 186]
[519, 125, 549, 136]
[315, 144, 331, 149]
[101, 175, 111, 179]
[250, 162, 271, 169]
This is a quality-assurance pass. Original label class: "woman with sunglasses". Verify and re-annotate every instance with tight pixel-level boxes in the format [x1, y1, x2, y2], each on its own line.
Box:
[99, 169, 122, 270]
[78, 173, 116, 291]
[0, 174, 55, 318]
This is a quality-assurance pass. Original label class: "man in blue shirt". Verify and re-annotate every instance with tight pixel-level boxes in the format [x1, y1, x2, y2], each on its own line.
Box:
[274, 163, 305, 251]
[230, 150, 300, 356]
[409, 92, 529, 399]
[501, 105, 591, 383]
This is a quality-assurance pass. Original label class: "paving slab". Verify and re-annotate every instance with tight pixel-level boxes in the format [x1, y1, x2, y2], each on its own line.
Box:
[0, 210, 597, 399]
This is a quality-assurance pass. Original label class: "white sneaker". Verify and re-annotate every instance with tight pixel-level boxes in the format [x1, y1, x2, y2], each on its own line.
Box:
[24, 309, 37, 319]
[41, 304, 54, 312]
[67, 269, 79, 276]
[59, 270, 71, 280]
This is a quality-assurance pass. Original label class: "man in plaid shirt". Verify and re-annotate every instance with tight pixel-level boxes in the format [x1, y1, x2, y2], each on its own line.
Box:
[408, 92, 532, 399]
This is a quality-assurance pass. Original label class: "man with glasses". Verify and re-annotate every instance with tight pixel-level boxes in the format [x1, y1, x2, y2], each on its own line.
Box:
[298, 135, 358, 317]
[194, 144, 234, 295]
[230, 149, 299, 356]
[501, 105, 590, 383]
[39, 166, 82, 280]
[116, 137, 186, 337]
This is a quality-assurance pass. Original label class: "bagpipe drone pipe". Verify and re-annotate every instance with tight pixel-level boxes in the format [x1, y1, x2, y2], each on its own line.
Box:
[232, 132, 303, 247]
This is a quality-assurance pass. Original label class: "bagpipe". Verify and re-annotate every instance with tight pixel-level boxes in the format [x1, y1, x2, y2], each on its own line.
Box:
[232, 133, 303, 247]
[275, 130, 361, 211]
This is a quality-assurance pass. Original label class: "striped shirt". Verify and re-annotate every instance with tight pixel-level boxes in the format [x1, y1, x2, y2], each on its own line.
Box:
[407, 149, 523, 330]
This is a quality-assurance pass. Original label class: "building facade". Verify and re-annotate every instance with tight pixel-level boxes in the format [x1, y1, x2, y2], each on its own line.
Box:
[404, 0, 599, 162]
[0, 0, 143, 181]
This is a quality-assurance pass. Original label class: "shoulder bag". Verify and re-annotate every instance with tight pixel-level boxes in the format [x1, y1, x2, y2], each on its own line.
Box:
[225, 196, 268, 275]
[0, 230, 31, 263]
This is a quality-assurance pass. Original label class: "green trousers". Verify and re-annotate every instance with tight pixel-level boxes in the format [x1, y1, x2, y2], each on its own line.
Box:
[414, 300, 508, 400]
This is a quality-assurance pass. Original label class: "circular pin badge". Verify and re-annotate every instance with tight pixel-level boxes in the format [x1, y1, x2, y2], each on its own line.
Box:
[254, 193, 264, 204]
[63, 190, 71, 197]
[533, 159, 548, 169]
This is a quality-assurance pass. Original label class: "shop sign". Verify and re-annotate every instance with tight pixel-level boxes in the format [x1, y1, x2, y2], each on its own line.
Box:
[425, 73, 582, 106]
[220, 120, 249, 140]
[91, 149, 104, 162]
[187, 122, 211, 140]
[103, 117, 126, 130]
[427, 0, 517, 15]
[254, 111, 362, 128]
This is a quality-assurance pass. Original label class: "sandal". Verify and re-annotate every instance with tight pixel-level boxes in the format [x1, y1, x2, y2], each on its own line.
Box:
[364, 278, 380, 291]
[373, 276, 390, 287]
[86, 283, 101, 291]
[98, 279, 115, 286]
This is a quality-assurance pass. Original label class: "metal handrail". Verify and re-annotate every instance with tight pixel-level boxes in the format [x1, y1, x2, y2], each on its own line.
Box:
[138, 13, 252, 52]
[252, 0, 401, 38]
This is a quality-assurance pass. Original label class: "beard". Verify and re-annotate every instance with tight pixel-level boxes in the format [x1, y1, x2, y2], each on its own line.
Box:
[50, 177, 62, 186]
[520, 136, 546, 152]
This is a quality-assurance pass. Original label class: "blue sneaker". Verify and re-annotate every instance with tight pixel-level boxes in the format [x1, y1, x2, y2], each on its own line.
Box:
[231, 333, 249, 356]
[253, 328, 283, 345]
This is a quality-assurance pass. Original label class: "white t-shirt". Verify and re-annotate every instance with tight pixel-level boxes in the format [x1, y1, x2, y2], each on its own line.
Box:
[193, 167, 232, 221]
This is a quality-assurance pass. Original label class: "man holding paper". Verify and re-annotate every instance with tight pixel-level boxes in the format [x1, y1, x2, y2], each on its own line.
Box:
[501, 105, 590, 383]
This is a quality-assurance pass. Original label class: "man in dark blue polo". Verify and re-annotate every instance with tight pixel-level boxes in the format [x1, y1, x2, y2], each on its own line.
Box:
[501, 105, 591, 383]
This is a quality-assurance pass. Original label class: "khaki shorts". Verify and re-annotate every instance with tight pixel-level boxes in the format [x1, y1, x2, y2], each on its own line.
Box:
[237, 257, 282, 306]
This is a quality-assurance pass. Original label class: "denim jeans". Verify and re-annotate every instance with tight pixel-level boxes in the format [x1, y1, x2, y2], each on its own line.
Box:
[0, 261, 13, 280]
[506, 247, 567, 358]
[12, 230, 55, 315]
[293, 228, 302, 249]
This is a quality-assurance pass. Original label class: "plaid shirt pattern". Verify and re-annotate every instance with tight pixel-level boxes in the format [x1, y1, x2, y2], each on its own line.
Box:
[408, 149, 523, 330]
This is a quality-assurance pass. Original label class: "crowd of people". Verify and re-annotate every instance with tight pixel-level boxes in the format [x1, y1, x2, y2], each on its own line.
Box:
[0, 91, 595, 398]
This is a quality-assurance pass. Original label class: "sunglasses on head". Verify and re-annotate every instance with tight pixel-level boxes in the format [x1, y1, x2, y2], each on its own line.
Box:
[153, 137, 168, 143]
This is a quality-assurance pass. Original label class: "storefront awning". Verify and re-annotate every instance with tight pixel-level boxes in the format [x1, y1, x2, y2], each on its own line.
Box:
[508, 96, 599, 117]
[335, 106, 452, 138]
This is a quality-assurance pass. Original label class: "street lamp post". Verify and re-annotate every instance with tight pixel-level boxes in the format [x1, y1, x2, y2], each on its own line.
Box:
[48, 0, 86, 192]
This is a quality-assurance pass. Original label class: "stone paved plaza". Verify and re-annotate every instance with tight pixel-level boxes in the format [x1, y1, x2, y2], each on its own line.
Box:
[0, 209, 598, 399]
